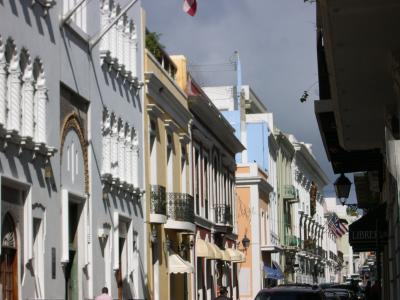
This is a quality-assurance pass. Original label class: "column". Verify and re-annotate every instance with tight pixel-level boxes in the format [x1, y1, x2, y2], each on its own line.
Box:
[109, 3, 118, 60]
[21, 60, 34, 139]
[34, 71, 47, 145]
[123, 21, 131, 74]
[129, 26, 137, 79]
[102, 110, 112, 176]
[111, 115, 119, 179]
[116, 14, 125, 69]
[7, 50, 21, 134]
[131, 142, 139, 188]
[124, 127, 132, 185]
[118, 121, 126, 183]
[0, 40, 7, 126]
[99, 0, 111, 57]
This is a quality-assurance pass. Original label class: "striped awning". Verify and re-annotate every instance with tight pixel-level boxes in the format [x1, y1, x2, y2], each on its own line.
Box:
[208, 243, 223, 260]
[226, 248, 245, 262]
[196, 239, 214, 259]
[168, 251, 194, 274]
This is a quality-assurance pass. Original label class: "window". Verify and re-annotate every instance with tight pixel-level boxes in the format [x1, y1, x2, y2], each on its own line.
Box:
[195, 148, 200, 215]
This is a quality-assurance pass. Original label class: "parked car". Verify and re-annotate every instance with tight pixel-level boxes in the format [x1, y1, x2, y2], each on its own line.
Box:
[330, 284, 364, 300]
[324, 288, 353, 300]
[324, 291, 341, 300]
[254, 286, 326, 300]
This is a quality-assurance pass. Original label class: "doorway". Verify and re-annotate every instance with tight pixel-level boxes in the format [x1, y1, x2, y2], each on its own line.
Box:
[0, 213, 18, 300]
[65, 201, 83, 300]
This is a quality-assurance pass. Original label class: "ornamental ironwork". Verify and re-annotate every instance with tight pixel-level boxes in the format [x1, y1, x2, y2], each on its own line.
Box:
[284, 235, 300, 248]
[150, 185, 166, 215]
[167, 193, 194, 223]
[214, 204, 232, 225]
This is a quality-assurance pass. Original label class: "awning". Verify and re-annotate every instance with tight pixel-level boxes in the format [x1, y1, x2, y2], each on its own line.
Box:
[168, 251, 194, 274]
[264, 266, 280, 279]
[196, 239, 214, 259]
[272, 260, 284, 280]
[221, 249, 231, 261]
[349, 203, 388, 252]
[226, 248, 245, 262]
[208, 243, 223, 260]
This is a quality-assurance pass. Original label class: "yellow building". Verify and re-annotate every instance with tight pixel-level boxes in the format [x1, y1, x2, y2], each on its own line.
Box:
[144, 37, 194, 300]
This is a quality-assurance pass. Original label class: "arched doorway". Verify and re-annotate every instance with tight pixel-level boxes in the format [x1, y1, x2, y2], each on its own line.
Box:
[60, 113, 88, 300]
[0, 213, 18, 300]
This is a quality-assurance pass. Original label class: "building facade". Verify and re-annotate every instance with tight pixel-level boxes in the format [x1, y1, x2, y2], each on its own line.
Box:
[181, 67, 245, 300]
[0, 0, 146, 299]
[314, 1, 400, 298]
[144, 43, 194, 300]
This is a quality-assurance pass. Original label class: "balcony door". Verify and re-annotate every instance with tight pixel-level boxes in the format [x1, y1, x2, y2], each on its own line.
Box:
[0, 213, 18, 300]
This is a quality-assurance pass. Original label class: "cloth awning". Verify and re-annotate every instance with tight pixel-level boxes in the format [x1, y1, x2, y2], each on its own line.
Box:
[221, 249, 231, 261]
[264, 266, 280, 279]
[226, 248, 245, 262]
[272, 260, 284, 280]
[349, 203, 388, 252]
[208, 243, 223, 260]
[196, 239, 214, 259]
[168, 251, 194, 274]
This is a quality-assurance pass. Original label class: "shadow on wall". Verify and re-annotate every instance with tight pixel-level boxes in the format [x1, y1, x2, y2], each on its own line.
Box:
[4, 0, 56, 44]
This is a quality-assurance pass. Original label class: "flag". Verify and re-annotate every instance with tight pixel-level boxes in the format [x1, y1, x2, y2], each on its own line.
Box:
[183, 0, 197, 16]
[335, 218, 348, 237]
[327, 215, 338, 237]
[338, 218, 349, 235]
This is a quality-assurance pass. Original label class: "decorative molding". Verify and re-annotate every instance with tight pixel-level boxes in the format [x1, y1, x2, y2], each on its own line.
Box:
[60, 112, 89, 194]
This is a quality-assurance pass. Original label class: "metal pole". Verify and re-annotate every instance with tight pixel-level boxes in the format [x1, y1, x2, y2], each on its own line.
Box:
[89, 0, 138, 50]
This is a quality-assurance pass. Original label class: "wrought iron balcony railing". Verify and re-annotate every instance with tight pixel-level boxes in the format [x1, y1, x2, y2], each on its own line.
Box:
[282, 185, 299, 203]
[284, 235, 300, 248]
[167, 193, 194, 223]
[214, 204, 232, 225]
[150, 185, 166, 215]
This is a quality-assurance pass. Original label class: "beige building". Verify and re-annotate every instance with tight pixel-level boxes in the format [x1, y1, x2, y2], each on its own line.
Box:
[144, 36, 194, 300]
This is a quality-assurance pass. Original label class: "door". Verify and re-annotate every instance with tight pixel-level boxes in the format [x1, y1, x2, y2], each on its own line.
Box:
[0, 213, 18, 300]
[116, 237, 125, 300]
[65, 202, 81, 300]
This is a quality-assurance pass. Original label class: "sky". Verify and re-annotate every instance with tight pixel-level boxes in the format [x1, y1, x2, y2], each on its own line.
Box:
[141, 0, 353, 200]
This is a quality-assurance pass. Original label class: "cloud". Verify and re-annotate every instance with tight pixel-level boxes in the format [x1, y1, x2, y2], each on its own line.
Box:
[142, 0, 341, 197]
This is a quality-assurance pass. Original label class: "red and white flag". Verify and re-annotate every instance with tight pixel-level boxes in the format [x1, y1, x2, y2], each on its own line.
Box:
[183, 0, 197, 16]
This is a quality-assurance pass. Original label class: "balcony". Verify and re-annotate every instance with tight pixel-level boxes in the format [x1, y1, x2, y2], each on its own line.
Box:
[303, 238, 317, 253]
[214, 204, 233, 225]
[284, 235, 300, 249]
[165, 193, 195, 232]
[281, 185, 299, 203]
[150, 185, 167, 224]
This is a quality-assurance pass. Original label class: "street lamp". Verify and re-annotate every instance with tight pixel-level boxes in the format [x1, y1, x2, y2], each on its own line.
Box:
[334, 173, 352, 205]
[241, 235, 250, 250]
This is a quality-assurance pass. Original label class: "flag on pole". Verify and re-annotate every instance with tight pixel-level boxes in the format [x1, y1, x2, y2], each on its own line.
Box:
[183, 0, 197, 16]
[327, 214, 340, 237]
[333, 218, 348, 237]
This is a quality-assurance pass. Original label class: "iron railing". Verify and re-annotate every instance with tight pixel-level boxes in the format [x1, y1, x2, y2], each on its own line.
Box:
[150, 185, 166, 215]
[167, 193, 194, 223]
[284, 235, 300, 248]
[282, 185, 299, 203]
[214, 204, 232, 225]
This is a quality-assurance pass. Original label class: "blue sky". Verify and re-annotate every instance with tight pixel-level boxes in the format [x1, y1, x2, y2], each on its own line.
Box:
[141, 0, 354, 200]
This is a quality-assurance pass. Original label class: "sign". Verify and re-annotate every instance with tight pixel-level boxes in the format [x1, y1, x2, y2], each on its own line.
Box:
[349, 203, 388, 251]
